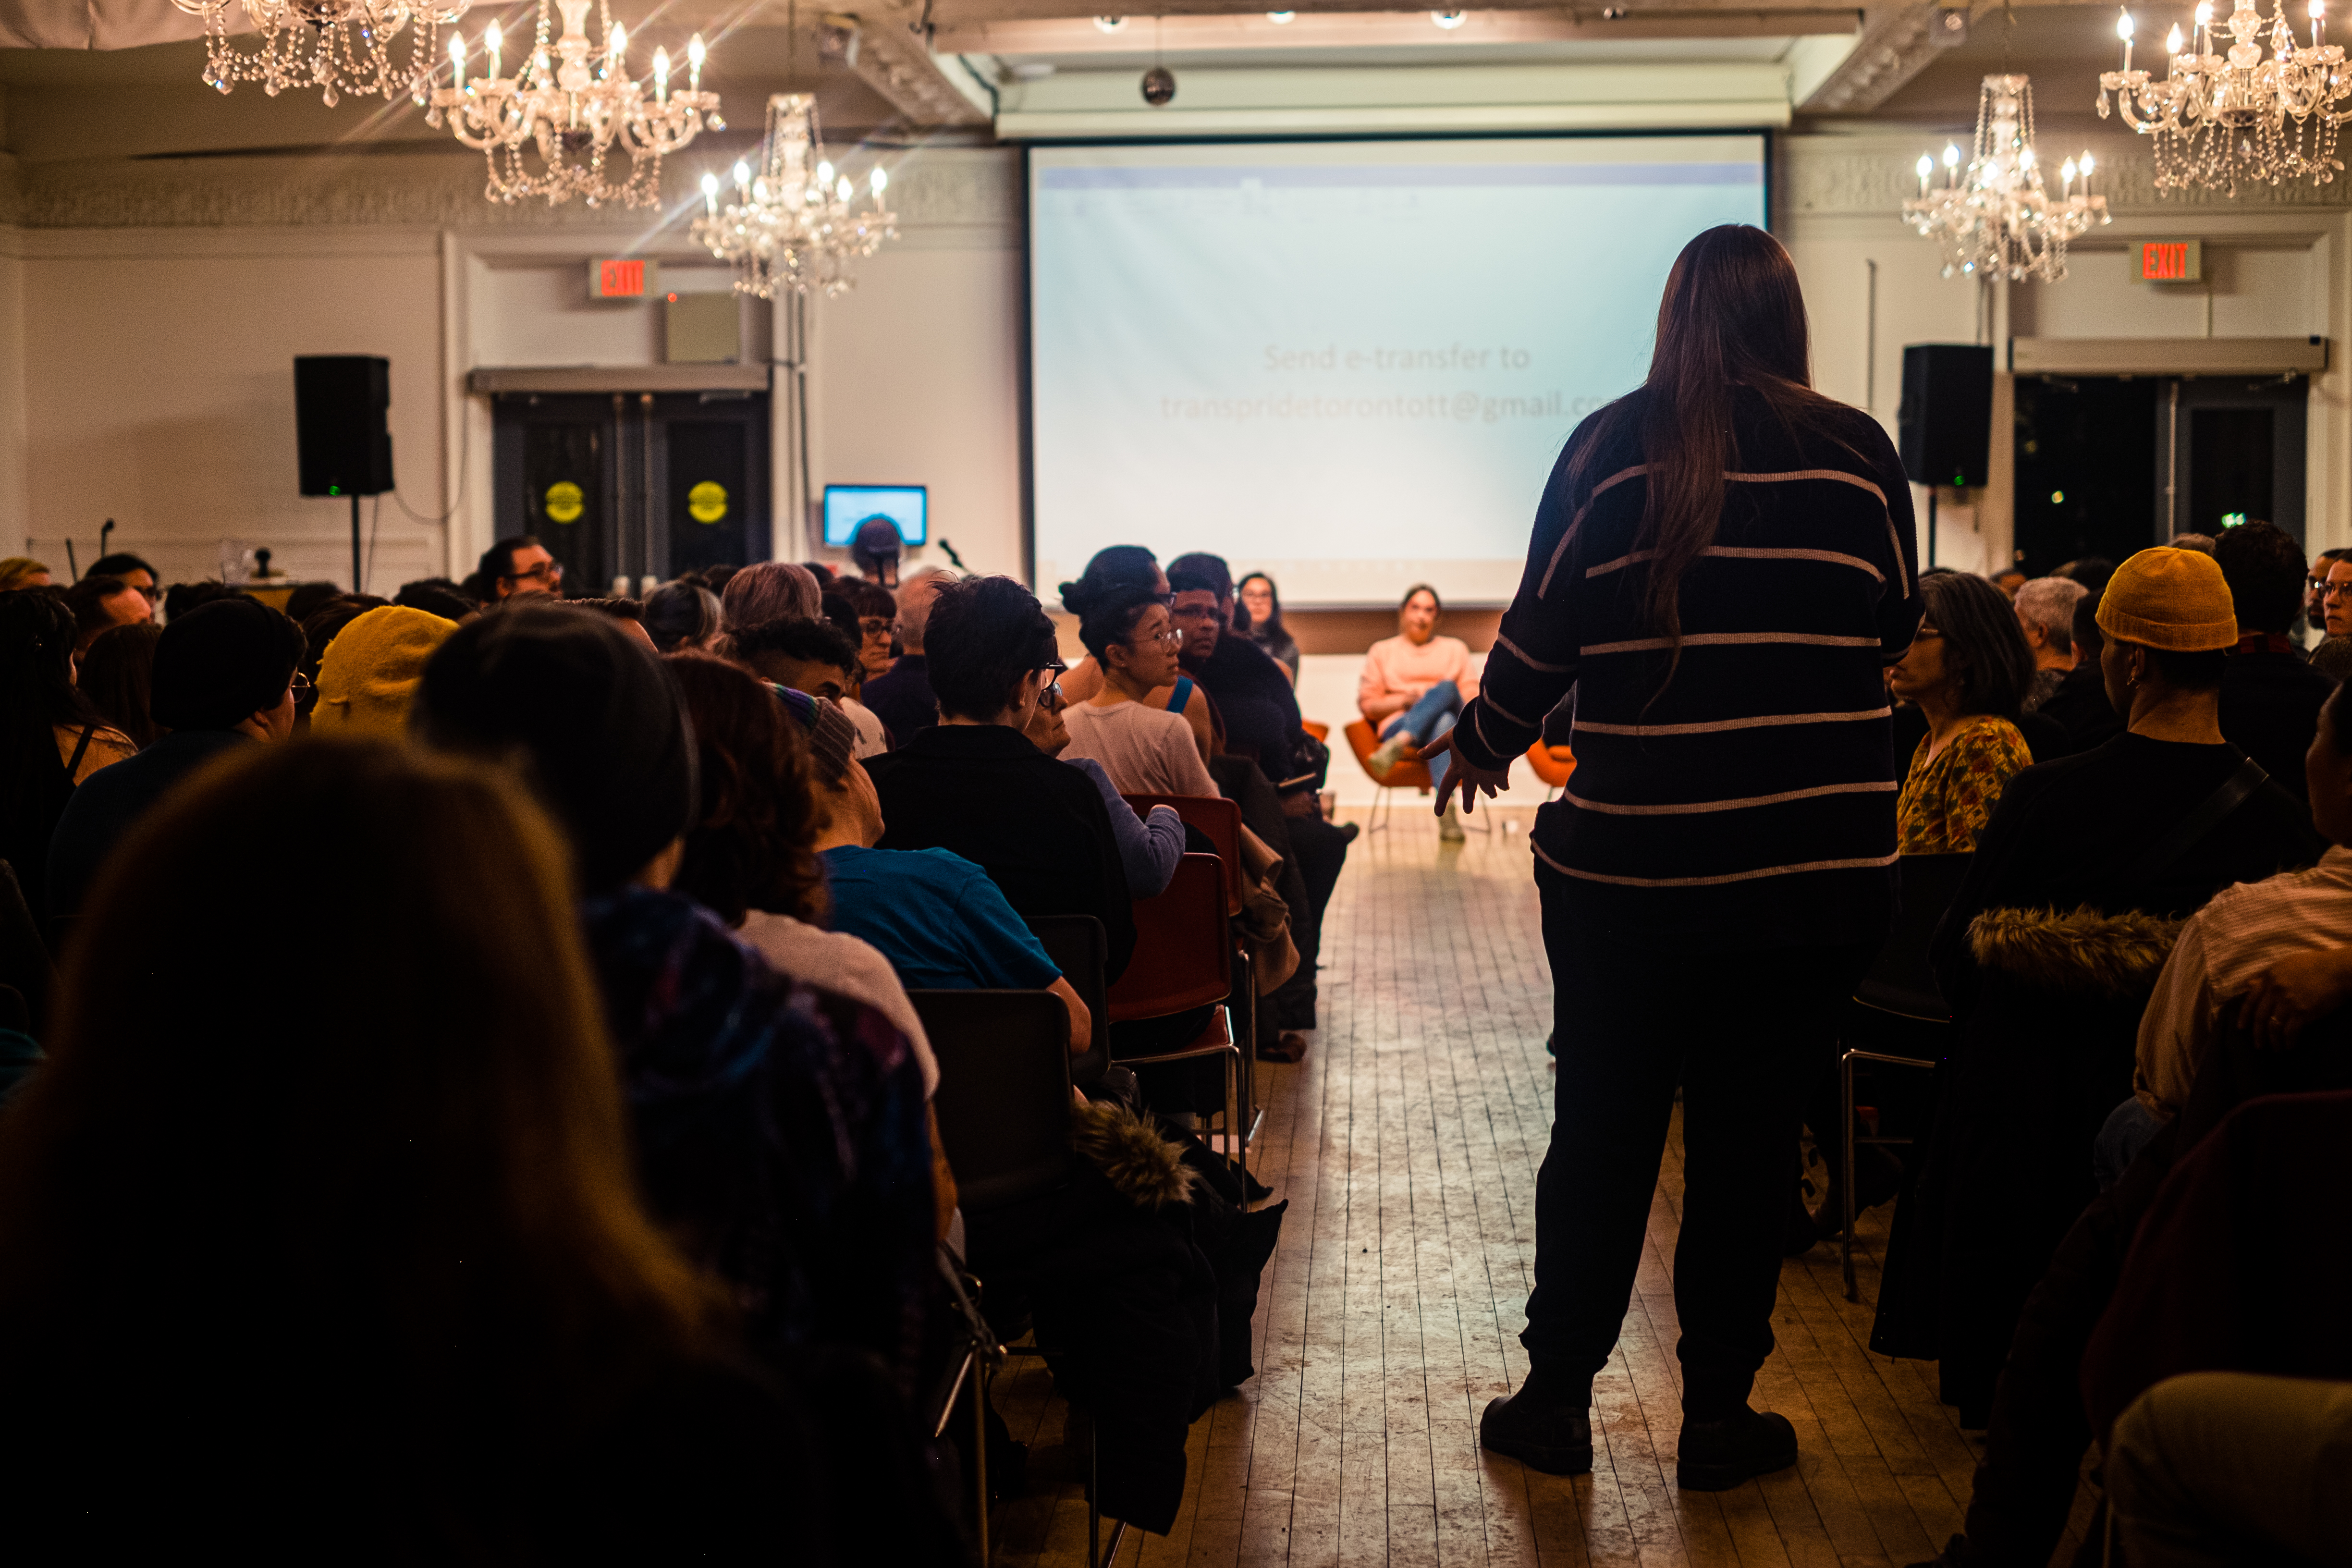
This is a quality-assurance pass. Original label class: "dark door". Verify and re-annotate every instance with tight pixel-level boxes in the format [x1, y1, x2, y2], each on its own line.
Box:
[2158, 374, 2308, 544]
[2012, 376, 2158, 577]
[493, 390, 770, 590]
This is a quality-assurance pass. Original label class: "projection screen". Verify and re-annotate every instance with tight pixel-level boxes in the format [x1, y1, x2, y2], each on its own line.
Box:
[1028, 135, 1769, 606]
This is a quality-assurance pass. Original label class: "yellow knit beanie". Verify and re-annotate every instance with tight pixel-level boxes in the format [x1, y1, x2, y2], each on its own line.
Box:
[2094, 547, 2238, 653]
[316, 605, 457, 736]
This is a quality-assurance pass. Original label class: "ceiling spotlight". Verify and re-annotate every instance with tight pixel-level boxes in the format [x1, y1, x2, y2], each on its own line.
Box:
[1093, 14, 1127, 31]
[1267, 8, 1296, 19]
[1141, 63, 1176, 104]
[1431, 9, 1468, 26]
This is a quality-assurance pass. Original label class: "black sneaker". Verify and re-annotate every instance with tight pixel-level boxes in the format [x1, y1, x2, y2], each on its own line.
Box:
[1478, 1389, 1593, 1476]
[1675, 1407, 1798, 1490]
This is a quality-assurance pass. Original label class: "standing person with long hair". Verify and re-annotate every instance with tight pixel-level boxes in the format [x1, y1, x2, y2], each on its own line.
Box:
[0, 591, 135, 927]
[1435, 225, 1922, 1488]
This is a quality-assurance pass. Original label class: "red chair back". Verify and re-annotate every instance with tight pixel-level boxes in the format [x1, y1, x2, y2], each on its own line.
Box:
[1123, 792, 1242, 915]
[1108, 854, 1229, 1024]
[1344, 717, 1433, 790]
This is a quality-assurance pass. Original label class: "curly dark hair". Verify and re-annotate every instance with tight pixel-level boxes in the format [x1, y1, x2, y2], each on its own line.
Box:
[662, 651, 828, 927]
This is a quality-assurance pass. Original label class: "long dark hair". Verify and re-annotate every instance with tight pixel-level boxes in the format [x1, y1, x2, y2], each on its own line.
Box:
[1059, 545, 1161, 617]
[78, 620, 164, 748]
[0, 739, 727, 1533]
[1568, 225, 1848, 649]
[663, 651, 829, 927]
[1918, 570, 2034, 720]
[1236, 573, 1287, 641]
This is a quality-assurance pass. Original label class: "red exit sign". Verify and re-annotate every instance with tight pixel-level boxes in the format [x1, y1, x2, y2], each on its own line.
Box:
[2137, 239, 2203, 283]
[588, 257, 661, 299]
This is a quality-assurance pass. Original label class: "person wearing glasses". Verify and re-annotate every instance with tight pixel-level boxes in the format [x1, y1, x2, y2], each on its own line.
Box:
[1064, 584, 1218, 800]
[84, 553, 159, 610]
[2212, 521, 2337, 805]
[44, 597, 305, 923]
[477, 537, 564, 602]
[863, 575, 1138, 981]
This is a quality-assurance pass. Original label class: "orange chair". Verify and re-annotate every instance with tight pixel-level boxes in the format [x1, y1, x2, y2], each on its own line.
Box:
[1107, 854, 1248, 1180]
[1344, 717, 1431, 832]
[1524, 740, 1577, 802]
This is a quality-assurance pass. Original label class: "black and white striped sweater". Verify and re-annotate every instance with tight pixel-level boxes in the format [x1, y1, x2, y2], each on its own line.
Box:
[1455, 385, 1924, 948]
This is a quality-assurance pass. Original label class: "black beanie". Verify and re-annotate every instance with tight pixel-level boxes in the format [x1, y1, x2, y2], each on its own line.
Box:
[412, 603, 697, 894]
[149, 598, 306, 732]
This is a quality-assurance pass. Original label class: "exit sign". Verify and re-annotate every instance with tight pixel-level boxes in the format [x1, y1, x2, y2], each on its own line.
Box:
[2137, 239, 2203, 283]
[589, 257, 660, 298]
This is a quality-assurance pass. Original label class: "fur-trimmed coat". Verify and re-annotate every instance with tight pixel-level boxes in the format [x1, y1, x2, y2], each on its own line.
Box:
[1872, 732, 2321, 1424]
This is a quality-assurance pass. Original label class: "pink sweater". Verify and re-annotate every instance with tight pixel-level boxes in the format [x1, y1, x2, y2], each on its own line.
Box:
[1358, 634, 1479, 717]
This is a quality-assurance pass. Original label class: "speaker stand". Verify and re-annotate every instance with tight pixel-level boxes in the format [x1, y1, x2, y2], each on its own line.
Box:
[350, 492, 364, 595]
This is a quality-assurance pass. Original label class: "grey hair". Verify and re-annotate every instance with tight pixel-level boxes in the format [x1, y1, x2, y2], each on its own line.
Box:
[2014, 576, 2087, 655]
[719, 562, 822, 631]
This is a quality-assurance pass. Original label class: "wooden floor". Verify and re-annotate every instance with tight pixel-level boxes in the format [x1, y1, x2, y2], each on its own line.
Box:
[989, 804, 2009, 1568]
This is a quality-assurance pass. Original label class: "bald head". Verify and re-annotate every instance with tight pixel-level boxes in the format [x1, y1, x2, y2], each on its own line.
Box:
[894, 567, 954, 654]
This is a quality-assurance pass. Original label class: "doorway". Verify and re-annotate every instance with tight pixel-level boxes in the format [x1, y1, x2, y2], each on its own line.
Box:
[491, 391, 771, 591]
[2013, 373, 2308, 576]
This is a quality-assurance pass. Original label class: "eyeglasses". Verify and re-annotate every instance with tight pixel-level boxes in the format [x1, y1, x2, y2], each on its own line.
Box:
[291, 670, 317, 716]
[1134, 624, 1182, 646]
[858, 617, 894, 638]
[504, 561, 563, 585]
[1170, 602, 1219, 623]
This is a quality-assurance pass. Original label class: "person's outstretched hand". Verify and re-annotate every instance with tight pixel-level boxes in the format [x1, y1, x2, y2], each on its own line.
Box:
[2236, 945, 2352, 1048]
[1417, 731, 1514, 819]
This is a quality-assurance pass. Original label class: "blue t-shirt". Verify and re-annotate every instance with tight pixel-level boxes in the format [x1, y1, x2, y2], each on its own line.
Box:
[821, 844, 1062, 992]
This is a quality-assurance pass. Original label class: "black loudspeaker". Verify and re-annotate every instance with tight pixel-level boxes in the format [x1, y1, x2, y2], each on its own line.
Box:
[294, 355, 394, 497]
[1897, 343, 1994, 490]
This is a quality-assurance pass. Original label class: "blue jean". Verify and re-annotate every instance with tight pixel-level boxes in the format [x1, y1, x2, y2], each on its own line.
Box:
[1379, 679, 1463, 792]
[2094, 1095, 2166, 1191]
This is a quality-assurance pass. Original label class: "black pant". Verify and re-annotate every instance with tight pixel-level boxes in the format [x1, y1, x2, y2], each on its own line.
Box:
[1525, 864, 1874, 1417]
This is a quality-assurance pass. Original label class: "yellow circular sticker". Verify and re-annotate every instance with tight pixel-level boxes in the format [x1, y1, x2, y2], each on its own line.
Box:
[543, 480, 585, 525]
[687, 480, 728, 525]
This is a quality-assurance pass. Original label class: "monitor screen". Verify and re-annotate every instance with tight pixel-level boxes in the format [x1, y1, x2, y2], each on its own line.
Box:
[1027, 135, 1768, 606]
[823, 485, 928, 548]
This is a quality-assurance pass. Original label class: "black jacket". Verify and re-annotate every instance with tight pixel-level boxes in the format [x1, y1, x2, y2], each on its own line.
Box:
[1180, 633, 1306, 783]
[859, 654, 937, 747]
[865, 724, 1137, 979]
[2036, 661, 2125, 757]
[2218, 644, 2336, 803]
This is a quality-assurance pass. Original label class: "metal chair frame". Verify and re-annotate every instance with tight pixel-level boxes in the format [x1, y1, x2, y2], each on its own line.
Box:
[1837, 1038, 1939, 1302]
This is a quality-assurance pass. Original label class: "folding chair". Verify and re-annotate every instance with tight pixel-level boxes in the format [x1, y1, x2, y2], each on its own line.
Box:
[1120, 791, 1262, 1102]
[1838, 851, 1974, 1301]
[1109, 854, 1247, 1187]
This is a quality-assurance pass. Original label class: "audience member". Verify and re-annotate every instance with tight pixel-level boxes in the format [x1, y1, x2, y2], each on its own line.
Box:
[2037, 589, 2129, 754]
[283, 580, 350, 624]
[1361, 584, 1481, 837]
[84, 552, 159, 610]
[75, 620, 162, 749]
[0, 590, 136, 928]
[2105, 1372, 2352, 1568]
[0, 557, 50, 592]
[721, 560, 822, 632]
[296, 594, 391, 702]
[313, 605, 457, 737]
[865, 575, 1138, 980]
[392, 576, 481, 622]
[162, 579, 242, 621]
[2312, 549, 2352, 682]
[1874, 547, 2322, 1426]
[732, 615, 887, 757]
[1235, 572, 1299, 683]
[1990, 567, 2026, 599]
[1887, 571, 2034, 854]
[2210, 519, 2337, 803]
[412, 605, 938, 1385]
[835, 577, 898, 684]
[2306, 545, 2346, 633]
[642, 579, 726, 653]
[477, 536, 564, 601]
[2057, 555, 2117, 598]
[0, 738, 839, 1556]
[1022, 673, 1190, 901]
[45, 597, 304, 923]
[2098, 676, 2352, 1188]
[2168, 531, 2217, 556]
[694, 562, 741, 595]
[63, 573, 150, 654]
[2011, 575, 2085, 713]
[1066, 584, 1220, 798]
[1168, 552, 1316, 785]
[861, 565, 951, 744]
[850, 517, 903, 588]
[1060, 548, 1215, 763]
[661, 655, 937, 1092]
[567, 596, 655, 649]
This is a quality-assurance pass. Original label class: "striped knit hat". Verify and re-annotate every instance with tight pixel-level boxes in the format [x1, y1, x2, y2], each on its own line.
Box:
[2095, 547, 2239, 653]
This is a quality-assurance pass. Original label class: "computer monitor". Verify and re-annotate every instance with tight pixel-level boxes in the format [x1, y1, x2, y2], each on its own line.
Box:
[822, 485, 927, 549]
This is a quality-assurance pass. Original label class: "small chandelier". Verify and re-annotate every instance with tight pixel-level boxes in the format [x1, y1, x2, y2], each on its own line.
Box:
[172, 0, 471, 105]
[2098, 1, 2352, 194]
[425, 0, 721, 208]
[1905, 74, 2108, 282]
[691, 94, 897, 298]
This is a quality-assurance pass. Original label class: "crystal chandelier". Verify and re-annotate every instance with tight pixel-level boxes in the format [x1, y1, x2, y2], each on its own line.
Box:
[1905, 75, 2109, 282]
[425, 0, 721, 208]
[2098, 1, 2352, 193]
[172, 0, 470, 104]
[691, 94, 898, 298]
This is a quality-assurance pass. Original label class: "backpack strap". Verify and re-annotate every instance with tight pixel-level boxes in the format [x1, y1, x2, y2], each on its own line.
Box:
[2119, 756, 2270, 896]
[62, 724, 97, 780]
